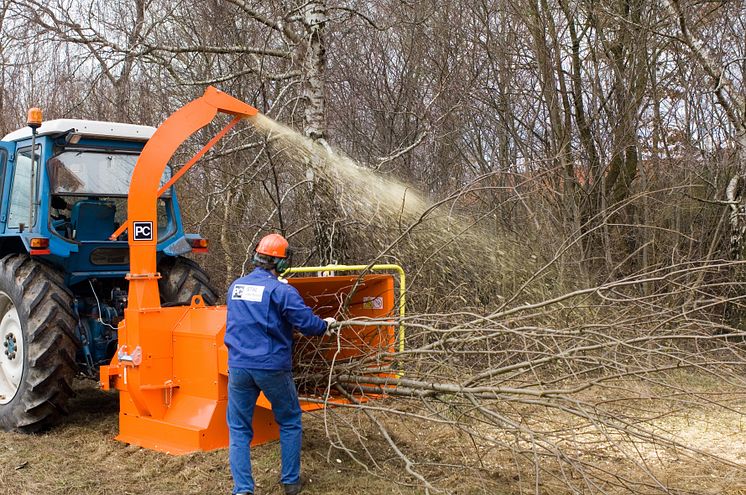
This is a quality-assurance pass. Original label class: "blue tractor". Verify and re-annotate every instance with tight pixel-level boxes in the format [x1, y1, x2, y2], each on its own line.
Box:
[0, 113, 217, 431]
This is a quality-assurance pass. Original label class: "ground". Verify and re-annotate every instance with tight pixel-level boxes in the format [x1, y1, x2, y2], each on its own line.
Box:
[0, 380, 425, 495]
[2, 378, 746, 494]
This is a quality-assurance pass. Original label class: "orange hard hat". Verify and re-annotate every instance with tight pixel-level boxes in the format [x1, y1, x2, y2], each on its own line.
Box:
[255, 233, 289, 258]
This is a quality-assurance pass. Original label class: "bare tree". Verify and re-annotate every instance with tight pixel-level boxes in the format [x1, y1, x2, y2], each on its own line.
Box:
[662, 0, 746, 258]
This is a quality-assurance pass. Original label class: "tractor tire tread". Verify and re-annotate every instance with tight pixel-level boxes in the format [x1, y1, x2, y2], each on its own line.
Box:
[0, 254, 77, 433]
[158, 256, 219, 306]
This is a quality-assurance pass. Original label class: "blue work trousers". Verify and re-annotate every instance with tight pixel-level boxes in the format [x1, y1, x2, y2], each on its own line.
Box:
[227, 367, 303, 494]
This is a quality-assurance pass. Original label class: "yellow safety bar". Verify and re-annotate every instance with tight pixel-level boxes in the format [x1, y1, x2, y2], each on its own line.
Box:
[283, 264, 406, 353]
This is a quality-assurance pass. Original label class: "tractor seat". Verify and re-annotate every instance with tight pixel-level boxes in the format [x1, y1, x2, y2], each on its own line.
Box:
[71, 200, 116, 241]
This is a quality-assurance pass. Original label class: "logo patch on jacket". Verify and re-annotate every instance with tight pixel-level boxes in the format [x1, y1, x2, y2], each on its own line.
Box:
[232, 284, 265, 302]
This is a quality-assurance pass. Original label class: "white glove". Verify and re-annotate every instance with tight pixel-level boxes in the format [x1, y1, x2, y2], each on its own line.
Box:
[324, 317, 337, 336]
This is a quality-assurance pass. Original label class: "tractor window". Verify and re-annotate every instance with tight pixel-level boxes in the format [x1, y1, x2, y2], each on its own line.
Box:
[0, 149, 7, 204]
[8, 146, 40, 228]
[108, 197, 173, 240]
[49, 151, 171, 196]
[49, 196, 174, 242]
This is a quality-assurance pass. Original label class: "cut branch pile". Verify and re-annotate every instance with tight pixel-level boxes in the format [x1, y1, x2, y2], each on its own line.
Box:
[293, 259, 746, 494]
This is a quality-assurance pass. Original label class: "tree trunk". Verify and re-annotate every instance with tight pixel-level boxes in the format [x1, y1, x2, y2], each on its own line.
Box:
[303, 0, 347, 264]
[727, 131, 746, 258]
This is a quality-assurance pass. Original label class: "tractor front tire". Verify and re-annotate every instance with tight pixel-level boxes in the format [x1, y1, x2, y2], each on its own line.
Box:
[0, 254, 77, 432]
[158, 256, 219, 306]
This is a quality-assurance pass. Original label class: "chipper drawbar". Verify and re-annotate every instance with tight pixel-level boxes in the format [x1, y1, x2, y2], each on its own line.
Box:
[99, 87, 403, 454]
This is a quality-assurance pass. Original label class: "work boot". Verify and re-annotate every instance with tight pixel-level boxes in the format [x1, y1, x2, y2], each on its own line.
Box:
[283, 481, 303, 495]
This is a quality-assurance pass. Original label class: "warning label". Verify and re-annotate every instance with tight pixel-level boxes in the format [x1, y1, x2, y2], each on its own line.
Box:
[362, 296, 384, 310]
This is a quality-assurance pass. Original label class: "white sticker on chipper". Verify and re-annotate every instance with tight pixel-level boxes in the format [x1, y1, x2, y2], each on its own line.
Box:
[232, 284, 265, 302]
[133, 221, 153, 241]
[363, 296, 384, 310]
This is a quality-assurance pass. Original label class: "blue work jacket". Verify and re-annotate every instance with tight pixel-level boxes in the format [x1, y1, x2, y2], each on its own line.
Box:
[225, 267, 327, 371]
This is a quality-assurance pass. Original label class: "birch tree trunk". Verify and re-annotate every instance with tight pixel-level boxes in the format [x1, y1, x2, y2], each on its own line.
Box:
[727, 133, 746, 258]
[303, 0, 347, 264]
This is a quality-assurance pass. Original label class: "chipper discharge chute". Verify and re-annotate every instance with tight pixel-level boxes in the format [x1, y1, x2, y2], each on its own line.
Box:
[99, 87, 403, 454]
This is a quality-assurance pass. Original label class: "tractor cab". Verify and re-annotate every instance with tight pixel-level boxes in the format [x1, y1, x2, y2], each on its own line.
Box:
[0, 119, 197, 283]
[0, 118, 215, 384]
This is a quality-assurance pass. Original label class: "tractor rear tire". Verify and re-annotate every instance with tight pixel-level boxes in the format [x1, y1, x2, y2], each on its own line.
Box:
[158, 256, 219, 306]
[0, 254, 77, 432]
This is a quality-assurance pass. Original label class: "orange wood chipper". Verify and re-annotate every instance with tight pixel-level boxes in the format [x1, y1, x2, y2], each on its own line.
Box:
[98, 87, 403, 455]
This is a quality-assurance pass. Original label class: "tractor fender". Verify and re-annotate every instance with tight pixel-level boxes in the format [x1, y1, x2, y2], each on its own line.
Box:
[0, 235, 30, 258]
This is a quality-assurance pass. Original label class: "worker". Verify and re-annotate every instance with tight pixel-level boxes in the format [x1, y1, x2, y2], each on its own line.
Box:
[225, 233, 336, 495]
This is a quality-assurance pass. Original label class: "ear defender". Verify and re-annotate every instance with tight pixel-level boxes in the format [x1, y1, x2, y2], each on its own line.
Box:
[277, 248, 293, 273]
[276, 257, 289, 273]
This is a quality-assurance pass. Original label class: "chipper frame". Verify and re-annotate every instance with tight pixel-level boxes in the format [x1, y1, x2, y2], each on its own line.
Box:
[100, 87, 399, 454]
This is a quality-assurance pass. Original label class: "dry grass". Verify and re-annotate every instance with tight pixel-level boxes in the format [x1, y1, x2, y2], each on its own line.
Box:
[0, 380, 427, 495]
[2, 376, 746, 494]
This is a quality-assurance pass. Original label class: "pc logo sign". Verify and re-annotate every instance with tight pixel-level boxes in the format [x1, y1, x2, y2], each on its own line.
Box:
[133, 221, 153, 241]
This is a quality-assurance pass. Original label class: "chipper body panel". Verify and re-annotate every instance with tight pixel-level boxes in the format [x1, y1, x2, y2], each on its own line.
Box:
[291, 274, 396, 365]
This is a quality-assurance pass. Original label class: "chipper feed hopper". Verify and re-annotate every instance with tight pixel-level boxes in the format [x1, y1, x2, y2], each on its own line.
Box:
[99, 87, 403, 454]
